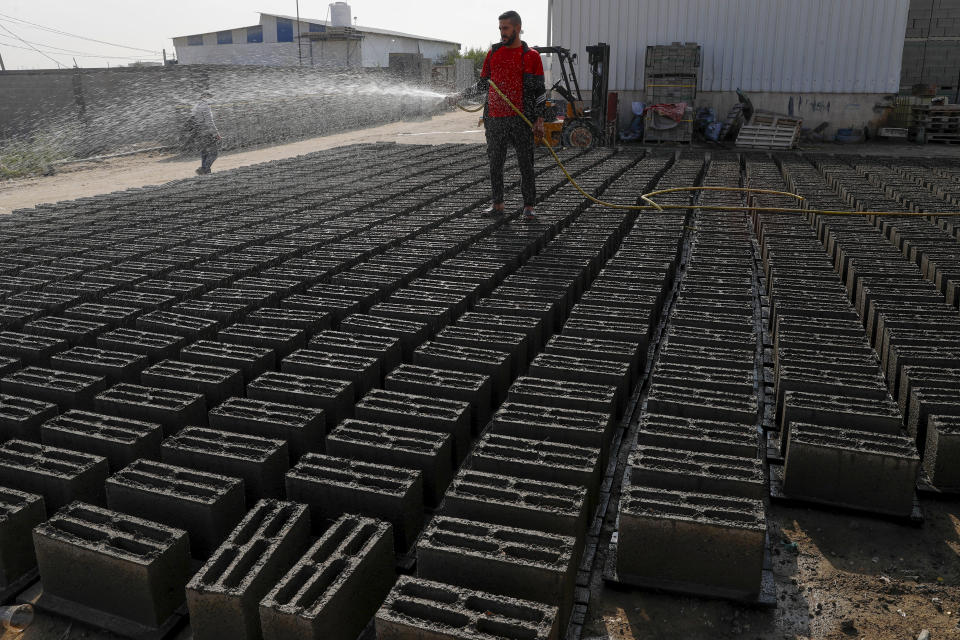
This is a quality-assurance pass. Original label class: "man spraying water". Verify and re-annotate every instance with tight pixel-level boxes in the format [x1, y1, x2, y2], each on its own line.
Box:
[448, 10, 546, 220]
[190, 91, 222, 175]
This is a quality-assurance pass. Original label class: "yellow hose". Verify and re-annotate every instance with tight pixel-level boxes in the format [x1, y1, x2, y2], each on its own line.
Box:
[450, 79, 960, 218]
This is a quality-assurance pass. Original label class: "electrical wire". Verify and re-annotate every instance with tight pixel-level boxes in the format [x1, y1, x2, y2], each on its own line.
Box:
[468, 79, 960, 217]
[0, 12, 161, 53]
[0, 22, 65, 68]
[0, 33, 159, 59]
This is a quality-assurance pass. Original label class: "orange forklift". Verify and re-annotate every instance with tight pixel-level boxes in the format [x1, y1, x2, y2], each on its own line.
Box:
[536, 43, 614, 148]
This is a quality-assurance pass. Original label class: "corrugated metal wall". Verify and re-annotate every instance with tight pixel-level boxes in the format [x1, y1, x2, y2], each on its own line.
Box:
[549, 0, 910, 93]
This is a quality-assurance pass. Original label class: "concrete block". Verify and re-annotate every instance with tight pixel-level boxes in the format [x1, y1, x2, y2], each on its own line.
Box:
[33, 501, 191, 627]
[171, 300, 247, 325]
[646, 383, 758, 425]
[507, 376, 618, 418]
[50, 346, 148, 384]
[0, 330, 69, 366]
[779, 391, 903, 453]
[97, 328, 186, 364]
[259, 514, 395, 640]
[94, 383, 207, 435]
[544, 334, 642, 380]
[309, 330, 402, 378]
[0, 439, 107, 510]
[456, 312, 545, 353]
[247, 371, 353, 428]
[416, 516, 577, 629]
[285, 453, 422, 551]
[0, 357, 19, 377]
[907, 386, 960, 452]
[375, 575, 559, 640]
[141, 359, 244, 407]
[385, 364, 492, 433]
[246, 307, 332, 334]
[354, 389, 471, 463]
[282, 349, 380, 400]
[210, 397, 325, 462]
[616, 484, 766, 598]
[626, 446, 765, 500]
[340, 313, 430, 361]
[106, 458, 246, 558]
[0, 393, 58, 442]
[489, 401, 612, 452]
[413, 341, 511, 404]
[783, 422, 919, 516]
[162, 427, 288, 503]
[64, 303, 142, 328]
[923, 415, 960, 490]
[434, 326, 529, 376]
[326, 419, 453, 506]
[635, 412, 757, 458]
[136, 310, 220, 340]
[0, 486, 45, 588]
[219, 323, 307, 359]
[102, 290, 177, 312]
[186, 500, 311, 640]
[469, 433, 602, 507]
[24, 316, 110, 347]
[41, 410, 162, 471]
[441, 469, 588, 545]
[0, 366, 106, 411]
[529, 353, 631, 413]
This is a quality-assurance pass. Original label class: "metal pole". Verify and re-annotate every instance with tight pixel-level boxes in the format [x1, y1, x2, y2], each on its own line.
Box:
[296, 0, 302, 66]
[0, 51, 5, 71]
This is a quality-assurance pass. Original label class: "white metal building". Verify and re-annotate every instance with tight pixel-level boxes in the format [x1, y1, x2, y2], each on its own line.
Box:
[172, 4, 460, 69]
[548, 0, 911, 132]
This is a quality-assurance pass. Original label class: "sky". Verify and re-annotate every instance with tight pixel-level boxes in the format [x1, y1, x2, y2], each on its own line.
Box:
[0, 0, 549, 70]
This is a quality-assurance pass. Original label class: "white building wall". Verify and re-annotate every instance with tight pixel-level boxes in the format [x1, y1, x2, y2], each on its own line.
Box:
[361, 34, 459, 67]
[550, 0, 910, 94]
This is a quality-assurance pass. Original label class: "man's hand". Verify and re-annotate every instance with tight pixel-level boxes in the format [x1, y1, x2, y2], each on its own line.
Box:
[533, 117, 545, 141]
[444, 94, 460, 107]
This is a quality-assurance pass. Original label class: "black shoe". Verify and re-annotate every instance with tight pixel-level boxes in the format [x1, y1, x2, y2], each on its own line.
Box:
[481, 205, 506, 217]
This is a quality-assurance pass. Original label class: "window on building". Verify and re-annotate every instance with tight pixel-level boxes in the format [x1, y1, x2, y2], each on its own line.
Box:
[277, 17, 294, 42]
[247, 25, 263, 43]
[187, 34, 203, 46]
[309, 23, 325, 33]
[217, 30, 233, 45]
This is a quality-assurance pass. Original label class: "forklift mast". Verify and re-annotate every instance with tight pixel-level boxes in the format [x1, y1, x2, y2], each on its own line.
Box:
[586, 43, 610, 131]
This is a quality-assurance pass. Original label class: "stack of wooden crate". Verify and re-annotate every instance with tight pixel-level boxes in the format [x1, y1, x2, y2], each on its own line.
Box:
[911, 104, 960, 143]
[643, 43, 699, 144]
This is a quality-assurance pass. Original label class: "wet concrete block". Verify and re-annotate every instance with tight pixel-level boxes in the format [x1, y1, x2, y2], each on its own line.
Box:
[923, 415, 960, 489]
[106, 458, 245, 558]
[340, 314, 431, 361]
[0, 304, 45, 331]
[489, 401, 612, 452]
[0, 394, 58, 442]
[635, 412, 757, 458]
[326, 419, 453, 506]
[260, 514, 395, 640]
[416, 516, 577, 629]
[6, 292, 80, 315]
[475, 298, 558, 334]
[282, 349, 380, 400]
[171, 300, 247, 325]
[246, 307, 332, 335]
[309, 330, 402, 378]
[507, 376, 618, 419]
[307, 283, 382, 312]
[783, 423, 919, 516]
[186, 500, 311, 640]
[413, 342, 512, 404]
[0, 486, 44, 588]
[385, 364, 492, 433]
[162, 427, 288, 503]
[41, 410, 162, 471]
[64, 303, 142, 329]
[561, 317, 647, 352]
[209, 397, 325, 462]
[97, 327, 186, 364]
[652, 361, 755, 395]
[0, 366, 107, 411]
[469, 433, 602, 508]
[375, 576, 559, 640]
[50, 346, 148, 385]
[102, 290, 177, 313]
[33, 501, 191, 627]
[180, 340, 275, 384]
[95, 383, 207, 435]
[286, 453, 421, 550]
[616, 484, 766, 598]
[136, 310, 220, 341]
[23, 316, 110, 347]
[896, 366, 960, 420]
[0, 357, 19, 377]
[545, 334, 642, 381]
[282, 294, 362, 324]
[141, 359, 244, 408]
[907, 386, 960, 452]
[434, 326, 529, 376]
[0, 439, 107, 510]
[354, 389, 471, 463]
[646, 383, 758, 426]
[247, 371, 353, 428]
[779, 391, 903, 453]
[627, 446, 765, 500]
[0, 330, 69, 366]
[218, 323, 308, 359]
[529, 353, 631, 413]
[441, 469, 588, 545]
[456, 312, 545, 354]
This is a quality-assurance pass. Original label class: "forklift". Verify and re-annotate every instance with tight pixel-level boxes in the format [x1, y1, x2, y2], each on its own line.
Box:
[536, 42, 611, 148]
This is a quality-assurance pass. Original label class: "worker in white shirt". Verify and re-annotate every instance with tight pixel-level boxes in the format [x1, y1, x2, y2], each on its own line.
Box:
[190, 91, 222, 175]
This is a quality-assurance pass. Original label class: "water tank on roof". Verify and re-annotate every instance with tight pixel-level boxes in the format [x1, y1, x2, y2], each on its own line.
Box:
[330, 2, 352, 27]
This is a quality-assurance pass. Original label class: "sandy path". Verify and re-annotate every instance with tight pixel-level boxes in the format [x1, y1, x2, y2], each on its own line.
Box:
[0, 110, 485, 214]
